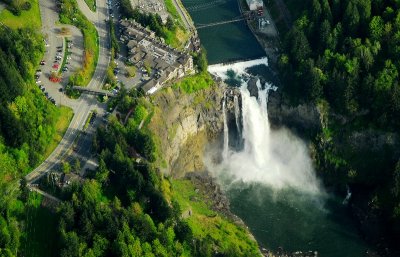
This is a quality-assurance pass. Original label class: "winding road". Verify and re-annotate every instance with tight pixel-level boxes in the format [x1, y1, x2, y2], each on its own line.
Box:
[27, 0, 193, 186]
[26, 0, 111, 183]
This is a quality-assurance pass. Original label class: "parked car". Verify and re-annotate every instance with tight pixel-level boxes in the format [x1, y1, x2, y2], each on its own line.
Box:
[40, 60, 46, 65]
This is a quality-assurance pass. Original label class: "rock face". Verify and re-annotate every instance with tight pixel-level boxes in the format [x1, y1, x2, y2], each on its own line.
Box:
[267, 90, 321, 137]
[148, 84, 225, 177]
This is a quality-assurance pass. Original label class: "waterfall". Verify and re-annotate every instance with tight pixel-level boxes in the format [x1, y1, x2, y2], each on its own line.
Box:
[222, 92, 229, 160]
[342, 185, 352, 205]
[234, 95, 241, 139]
[208, 58, 321, 194]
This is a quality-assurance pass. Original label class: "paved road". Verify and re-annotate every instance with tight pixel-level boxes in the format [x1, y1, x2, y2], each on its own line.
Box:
[172, 0, 194, 33]
[26, 0, 111, 183]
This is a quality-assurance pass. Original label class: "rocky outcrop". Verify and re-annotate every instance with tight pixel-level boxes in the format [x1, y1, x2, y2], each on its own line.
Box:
[267, 90, 321, 137]
[184, 172, 230, 217]
[148, 84, 225, 177]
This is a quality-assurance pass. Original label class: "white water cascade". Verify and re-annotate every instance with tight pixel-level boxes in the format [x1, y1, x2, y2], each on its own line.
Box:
[342, 185, 352, 205]
[233, 95, 241, 139]
[208, 58, 321, 194]
[222, 92, 229, 160]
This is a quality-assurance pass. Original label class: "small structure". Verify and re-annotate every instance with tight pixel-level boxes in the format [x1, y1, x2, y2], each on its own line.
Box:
[246, 0, 263, 13]
[61, 173, 81, 187]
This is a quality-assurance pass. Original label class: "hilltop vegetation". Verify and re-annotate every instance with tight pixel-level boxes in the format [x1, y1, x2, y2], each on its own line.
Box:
[0, 0, 41, 29]
[49, 88, 259, 257]
[278, 0, 400, 251]
[0, 9, 71, 257]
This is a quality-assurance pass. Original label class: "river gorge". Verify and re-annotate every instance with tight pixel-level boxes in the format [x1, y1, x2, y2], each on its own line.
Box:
[181, 0, 374, 256]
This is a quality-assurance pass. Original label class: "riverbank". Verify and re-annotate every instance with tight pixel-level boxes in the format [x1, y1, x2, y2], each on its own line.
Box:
[237, 0, 281, 66]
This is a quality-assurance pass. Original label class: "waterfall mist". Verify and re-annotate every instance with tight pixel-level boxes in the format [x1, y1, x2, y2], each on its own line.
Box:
[208, 58, 322, 195]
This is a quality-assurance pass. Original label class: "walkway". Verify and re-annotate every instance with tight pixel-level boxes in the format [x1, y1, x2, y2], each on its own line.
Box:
[73, 86, 115, 97]
[172, 0, 195, 33]
[30, 186, 61, 203]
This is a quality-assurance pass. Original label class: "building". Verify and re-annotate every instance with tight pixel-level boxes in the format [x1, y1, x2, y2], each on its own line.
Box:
[120, 19, 194, 94]
[246, 0, 263, 12]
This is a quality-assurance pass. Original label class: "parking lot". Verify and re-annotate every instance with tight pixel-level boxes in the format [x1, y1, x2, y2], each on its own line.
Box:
[36, 0, 84, 107]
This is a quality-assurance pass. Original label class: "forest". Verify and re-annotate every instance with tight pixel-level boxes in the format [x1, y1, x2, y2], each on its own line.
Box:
[0, 27, 62, 255]
[279, 0, 400, 252]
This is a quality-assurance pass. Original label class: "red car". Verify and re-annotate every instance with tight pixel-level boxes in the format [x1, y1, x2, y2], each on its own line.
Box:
[52, 63, 59, 69]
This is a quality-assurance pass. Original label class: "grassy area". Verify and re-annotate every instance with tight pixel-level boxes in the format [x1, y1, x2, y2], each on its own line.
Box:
[162, 0, 190, 48]
[171, 179, 260, 255]
[164, 0, 180, 21]
[60, 38, 68, 71]
[21, 193, 58, 257]
[42, 106, 74, 159]
[164, 26, 190, 49]
[0, 0, 41, 29]
[163, 0, 191, 49]
[83, 111, 93, 130]
[84, 0, 96, 11]
[172, 72, 213, 94]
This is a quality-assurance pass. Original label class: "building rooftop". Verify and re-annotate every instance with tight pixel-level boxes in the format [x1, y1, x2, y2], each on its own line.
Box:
[121, 19, 194, 94]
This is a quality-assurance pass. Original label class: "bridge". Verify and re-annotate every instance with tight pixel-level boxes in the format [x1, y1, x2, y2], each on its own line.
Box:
[185, 0, 256, 29]
[73, 86, 115, 97]
[195, 17, 247, 29]
[194, 12, 255, 29]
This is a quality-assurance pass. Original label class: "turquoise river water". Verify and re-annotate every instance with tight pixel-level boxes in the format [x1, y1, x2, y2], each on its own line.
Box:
[182, 0, 264, 64]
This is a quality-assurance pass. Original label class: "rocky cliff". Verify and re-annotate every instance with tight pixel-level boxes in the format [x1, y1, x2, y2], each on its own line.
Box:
[267, 90, 322, 138]
[148, 84, 225, 177]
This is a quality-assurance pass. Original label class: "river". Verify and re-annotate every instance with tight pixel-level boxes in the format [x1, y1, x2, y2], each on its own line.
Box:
[183, 0, 372, 256]
[181, 0, 264, 64]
